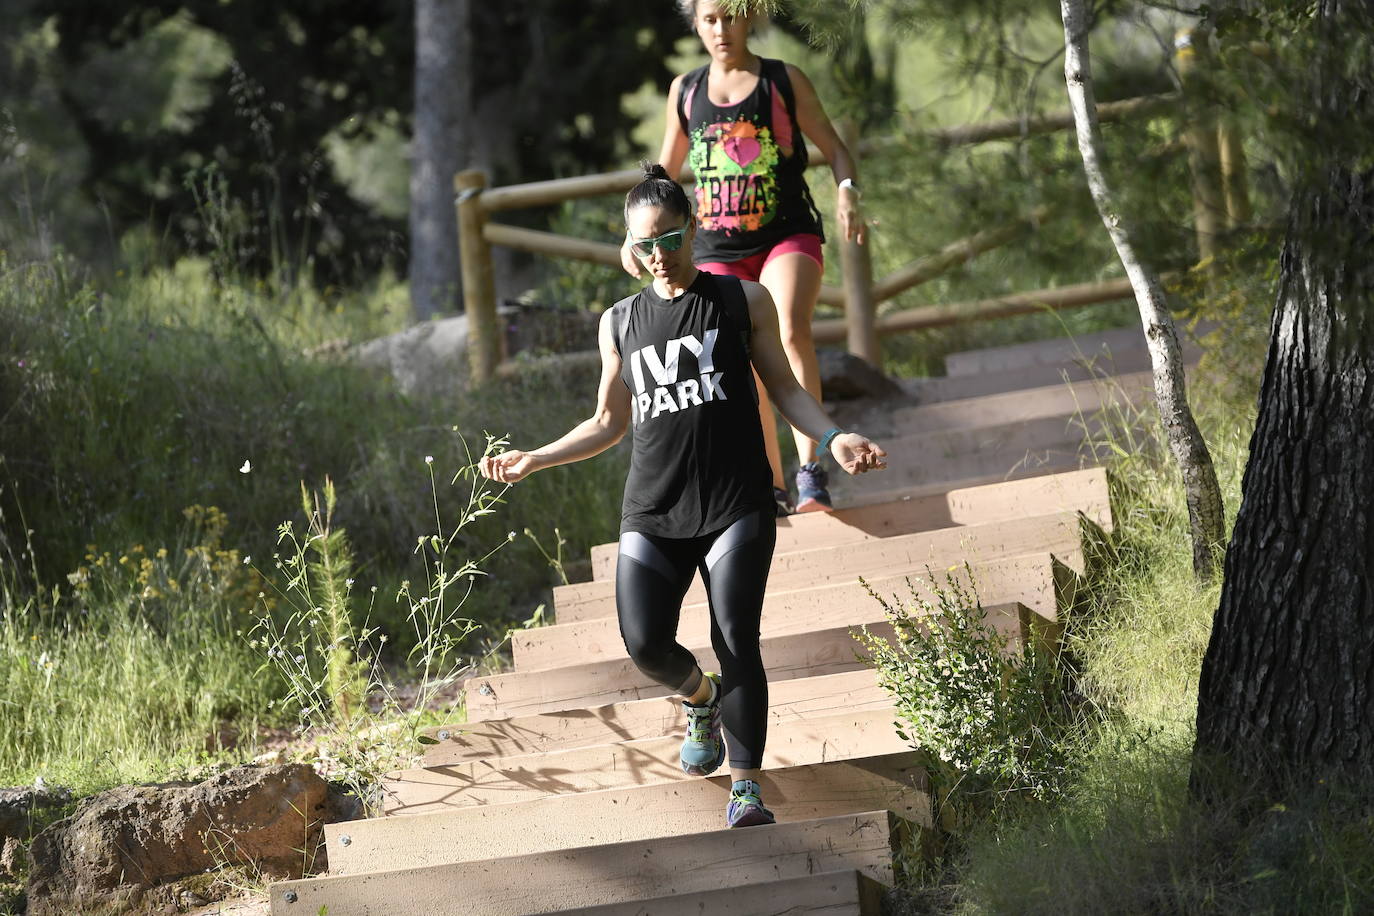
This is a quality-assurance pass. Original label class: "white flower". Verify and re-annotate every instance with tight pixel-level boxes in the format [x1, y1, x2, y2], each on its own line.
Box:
[424, 455, 434, 465]
[239, 460, 252, 474]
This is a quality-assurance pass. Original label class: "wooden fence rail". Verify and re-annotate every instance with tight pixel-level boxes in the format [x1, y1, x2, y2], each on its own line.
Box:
[456, 91, 1194, 384]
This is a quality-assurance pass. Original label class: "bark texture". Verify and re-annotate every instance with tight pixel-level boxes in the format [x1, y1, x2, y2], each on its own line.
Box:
[1060, 0, 1226, 579]
[409, 0, 470, 320]
[1192, 0, 1374, 791]
[1194, 169, 1374, 784]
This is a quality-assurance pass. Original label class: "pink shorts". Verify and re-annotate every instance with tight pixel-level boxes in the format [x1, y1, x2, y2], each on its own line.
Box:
[697, 233, 823, 283]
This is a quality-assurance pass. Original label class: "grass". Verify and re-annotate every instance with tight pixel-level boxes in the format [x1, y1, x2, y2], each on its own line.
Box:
[0, 246, 627, 797]
[897, 297, 1374, 914]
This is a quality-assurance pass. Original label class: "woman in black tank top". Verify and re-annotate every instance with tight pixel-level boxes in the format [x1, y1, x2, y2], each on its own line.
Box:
[619, 0, 868, 519]
[480, 164, 887, 829]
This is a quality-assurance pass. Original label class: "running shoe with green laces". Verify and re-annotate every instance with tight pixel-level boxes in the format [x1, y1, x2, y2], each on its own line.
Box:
[727, 778, 775, 828]
[680, 672, 724, 776]
[795, 461, 832, 513]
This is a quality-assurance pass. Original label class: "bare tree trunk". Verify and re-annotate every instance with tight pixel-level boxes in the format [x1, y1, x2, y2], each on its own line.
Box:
[409, 0, 470, 320]
[1194, 166, 1374, 792]
[1060, 0, 1225, 580]
[1192, 0, 1374, 796]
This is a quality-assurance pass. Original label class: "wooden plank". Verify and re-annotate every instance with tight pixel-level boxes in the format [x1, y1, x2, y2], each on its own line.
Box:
[517, 552, 1062, 671]
[327, 752, 928, 872]
[887, 371, 1155, 432]
[909, 347, 1184, 403]
[554, 510, 1084, 624]
[424, 669, 889, 766]
[943, 325, 1153, 377]
[587, 467, 1111, 583]
[554, 869, 887, 916]
[381, 707, 916, 815]
[469, 601, 1032, 722]
[824, 415, 1116, 505]
[271, 810, 908, 916]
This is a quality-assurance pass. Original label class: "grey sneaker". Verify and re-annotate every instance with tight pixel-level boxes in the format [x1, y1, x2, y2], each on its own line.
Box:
[680, 672, 724, 776]
[727, 779, 775, 828]
[795, 462, 832, 513]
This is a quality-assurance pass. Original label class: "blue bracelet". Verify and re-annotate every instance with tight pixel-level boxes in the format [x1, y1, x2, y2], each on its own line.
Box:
[818, 427, 843, 453]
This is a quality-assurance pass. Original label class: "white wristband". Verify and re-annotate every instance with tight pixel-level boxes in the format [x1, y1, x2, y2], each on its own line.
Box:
[838, 177, 861, 198]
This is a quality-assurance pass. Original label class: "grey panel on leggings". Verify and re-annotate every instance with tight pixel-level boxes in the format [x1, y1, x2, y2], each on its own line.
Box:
[704, 512, 761, 571]
[618, 531, 678, 581]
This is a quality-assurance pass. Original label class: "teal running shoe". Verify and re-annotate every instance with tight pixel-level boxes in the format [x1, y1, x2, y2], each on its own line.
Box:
[795, 462, 832, 513]
[727, 778, 775, 828]
[680, 672, 724, 776]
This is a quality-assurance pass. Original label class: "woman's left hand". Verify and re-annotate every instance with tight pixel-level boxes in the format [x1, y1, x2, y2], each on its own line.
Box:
[838, 186, 866, 245]
[831, 434, 887, 475]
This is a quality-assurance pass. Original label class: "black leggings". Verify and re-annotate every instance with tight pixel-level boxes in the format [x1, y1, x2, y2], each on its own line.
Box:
[615, 509, 776, 769]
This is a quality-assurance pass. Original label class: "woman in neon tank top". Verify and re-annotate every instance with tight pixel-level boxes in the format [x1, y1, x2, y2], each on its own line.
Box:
[483, 164, 887, 828]
[620, 0, 867, 517]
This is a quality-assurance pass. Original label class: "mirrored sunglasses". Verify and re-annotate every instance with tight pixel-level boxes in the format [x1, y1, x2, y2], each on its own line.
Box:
[629, 228, 687, 257]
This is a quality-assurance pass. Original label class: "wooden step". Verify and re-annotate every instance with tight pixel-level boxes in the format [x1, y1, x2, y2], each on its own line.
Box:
[516, 552, 1066, 671]
[826, 413, 1118, 503]
[551, 869, 887, 915]
[328, 752, 928, 872]
[424, 669, 889, 765]
[943, 325, 1150, 376]
[588, 467, 1111, 582]
[381, 706, 914, 815]
[942, 323, 1209, 377]
[471, 601, 1030, 722]
[911, 345, 1194, 403]
[271, 810, 909, 916]
[887, 370, 1155, 433]
[554, 510, 1084, 624]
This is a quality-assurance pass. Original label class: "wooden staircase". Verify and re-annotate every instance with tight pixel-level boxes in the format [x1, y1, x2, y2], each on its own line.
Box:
[267, 326, 1175, 915]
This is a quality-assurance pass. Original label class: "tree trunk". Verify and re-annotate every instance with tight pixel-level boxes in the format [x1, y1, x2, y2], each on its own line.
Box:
[1060, 0, 1226, 580]
[1193, 0, 1374, 788]
[409, 0, 471, 320]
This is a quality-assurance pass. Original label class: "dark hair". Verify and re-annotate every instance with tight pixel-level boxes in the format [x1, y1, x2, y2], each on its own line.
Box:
[624, 160, 692, 224]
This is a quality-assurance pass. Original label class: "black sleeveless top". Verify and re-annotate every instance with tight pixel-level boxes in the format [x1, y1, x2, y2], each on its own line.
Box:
[677, 58, 825, 263]
[611, 272, 773, 538]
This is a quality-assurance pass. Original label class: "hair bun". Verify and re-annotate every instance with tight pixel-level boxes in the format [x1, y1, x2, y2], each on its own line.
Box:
[639, 160, 671, 182]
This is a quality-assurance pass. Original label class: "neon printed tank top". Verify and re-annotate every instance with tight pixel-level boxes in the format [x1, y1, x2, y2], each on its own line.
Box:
[677, 58, 824, 263]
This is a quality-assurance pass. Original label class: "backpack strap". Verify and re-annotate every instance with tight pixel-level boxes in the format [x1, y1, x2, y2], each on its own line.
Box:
[762, 58, 808, 168]
[676, 65, 709, 136]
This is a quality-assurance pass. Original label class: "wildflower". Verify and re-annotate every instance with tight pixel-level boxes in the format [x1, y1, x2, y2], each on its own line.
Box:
[243, 556, 252, 565]
[508, 531, 517, 541]
[424, 455, 434, 465]
[239, 460, 252, 474]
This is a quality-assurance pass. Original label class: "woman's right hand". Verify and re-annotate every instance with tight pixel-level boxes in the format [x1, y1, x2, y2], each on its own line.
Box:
[479, 449, 538, 484]
[619, 236, 643, 279]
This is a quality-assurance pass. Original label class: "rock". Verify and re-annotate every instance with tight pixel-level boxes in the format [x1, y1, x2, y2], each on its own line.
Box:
[0, 785, 73, 840]
[352, 313, 475, 396]
[0, 836, 23, 879]
[26, 764, 328, 916]
[816, 348, 902, 400]
[348, 300, 600, 396]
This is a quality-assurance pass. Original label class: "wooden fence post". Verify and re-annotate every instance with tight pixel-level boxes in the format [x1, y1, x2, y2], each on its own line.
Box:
[1175, 28, 1227, 270]
[454, 169, 502, 384]
[1217, 117, 1252, 227]
[836, 120, 880, 369]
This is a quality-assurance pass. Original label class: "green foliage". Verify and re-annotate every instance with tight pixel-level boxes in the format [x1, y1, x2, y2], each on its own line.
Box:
[0, 503, 280, 793]
[248, 465, 513, 809]
[859, 573, 1086, 824]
